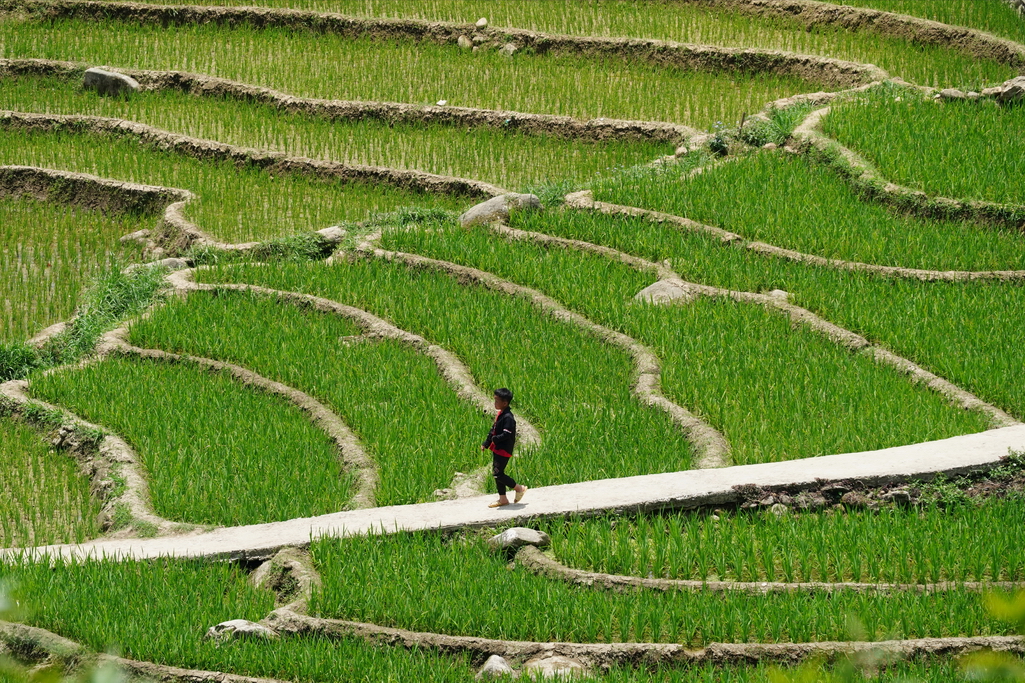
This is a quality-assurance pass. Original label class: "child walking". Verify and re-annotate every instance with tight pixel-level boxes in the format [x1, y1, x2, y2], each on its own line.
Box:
[482, 387, 527, 508]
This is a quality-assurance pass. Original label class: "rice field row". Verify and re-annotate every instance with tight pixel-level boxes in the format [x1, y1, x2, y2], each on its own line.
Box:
[591, 152, 1025, 272]
[29, 356, 355, 527]
[57, 0, 1019, 87]
[542, 499, 1025, 585]
[0, 195, 144, 344]
[514, 208, 1025, 421]
[0, 416, 99, 548]
[822, 85, 1025, 207]
[0, 74, 673, 192]
[0, 18, 823, 129]
[0, 557, 980, 682]
[817, 0, 1025, 44]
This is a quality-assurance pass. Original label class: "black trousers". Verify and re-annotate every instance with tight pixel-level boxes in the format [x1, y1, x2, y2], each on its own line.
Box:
[492, 453, 517, 495]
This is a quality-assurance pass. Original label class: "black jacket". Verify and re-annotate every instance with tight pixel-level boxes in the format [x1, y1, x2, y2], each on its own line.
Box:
[483, 407, 516, 457]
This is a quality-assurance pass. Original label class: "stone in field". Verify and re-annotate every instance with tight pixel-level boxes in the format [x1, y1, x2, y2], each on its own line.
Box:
[83, 67, 140, 97]
[982, 76, 1025, 105]
[119, 229, 151, 243]
[840, 491, 871, 509]
[316, 226, 346, 243]
[634, 280, 694, 305]
[459, 193, 541, 227]
[881, 489, 912, 506]
[205, 619, 277, 642]
[458, 35, 473, 49]
[523, 655, 587, 679]
[475, 17, 488, 28]
[499, 43, 518, 57]
[476, 654, 516, 679]
[794, 491, 827, 510]
[487, 527, 551, 550]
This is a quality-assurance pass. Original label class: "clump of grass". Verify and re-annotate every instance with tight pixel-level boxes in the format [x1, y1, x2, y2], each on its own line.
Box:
[823, 87, 1025, 206]
[129, 289, 488, 505]
[383, 217, 989, 465]
[592, 151, 1025, 271]
[0, 417, 100, 548]
[198, 258, 697, 486]
[29, 356, 355, 526]
[737, 103, 817, 147]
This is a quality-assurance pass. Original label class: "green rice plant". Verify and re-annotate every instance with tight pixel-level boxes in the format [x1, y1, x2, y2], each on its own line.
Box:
[592, 152, 1025, 271]
[382, 219, 989, 465]
[516, 208, 1025, 420]
[0, 196, 144, 344]
[82, 0, 1017, 87]
[816, 0, 1025, 44]
[310, 531, 1010, 644]
[128, 289, 488, 505]
[0, 417, 100, 548]
[195, 259, 697, 485]
[823, 87, 1025, 206]
[29, 356, 355, 526]
[0, 128, 467, 244]
[1, 18, 825, 128]
[543, 499, 1025, 583]
[0, 75, 672, 191]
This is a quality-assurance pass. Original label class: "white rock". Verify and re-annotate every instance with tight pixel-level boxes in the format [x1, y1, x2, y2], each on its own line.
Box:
[316, 226, 346, 242]
[476, 654, 516, 679]
[499, 43, 518, 57]
[458, 35, 473, 49]
[119, 229, 151, 243]
[437, 99, 448, 106]
[205, 619, 277, 642]
[83, 67, 140, 97]
[487, 527, 551, 550]
[475, 17, 488, 29]
[767, 289, 789, 300]
[459, 193, 541, 227]
[634, 280, 694, 305]
[523, 655, 587, 679]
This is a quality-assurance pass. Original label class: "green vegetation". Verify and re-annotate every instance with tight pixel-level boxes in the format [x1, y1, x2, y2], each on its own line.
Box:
[817, 0, 1025, 43]
[592, 152, 1025, 271]
[0, 127, 467, 245]
[382, 218, 989, 464]
[0, 75, 672, 191]
[544, 499, 1025, 584]
[0, 196, 144, 344]
[29, 356, 354, 526]
[311, 531, 1010, 644]
[76, 0, 1018, 87]
[197, 258, 698, 483]
[0, 417, 100, 548]
[129, 289, 488, 506]
[1, 18, 822, 128]
[823, 87, 1025, 206]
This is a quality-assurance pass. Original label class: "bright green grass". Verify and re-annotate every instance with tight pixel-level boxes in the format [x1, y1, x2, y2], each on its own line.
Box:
[507, 208, 1025, 420]
[128, 289, 488, 506]
[543, 500, 1025, 584]
[0, 75, 672, 191]
[818, 0, 1025, 44]
[311, 531, 1010, 644]
[0, 128, 467, 244]
[93, 0, 1016, 87]
[197, 259, 698, 484]
[0, 196, 144, 344]
[0, 417, 100, 548]
[0, 557, 980, 682]
[29, 356, 354, 526]
[1, 19, 823, 128]
[823, 87, 1025, 206]
[382, 221, 988, 465]
[592, 153, 1025, 271]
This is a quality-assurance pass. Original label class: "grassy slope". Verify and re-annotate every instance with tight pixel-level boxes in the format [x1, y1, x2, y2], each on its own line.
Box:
[0, 75, 672, 191]
[0, 417, 100, 547]
[0, 196, 145, 344]
[30, 357, 354, 526]
[383, 220, 988, 465]
[129, 289, 489, 506]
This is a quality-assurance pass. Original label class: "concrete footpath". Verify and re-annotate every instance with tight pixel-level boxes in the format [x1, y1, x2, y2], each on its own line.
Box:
[6, 425, 1025, 563]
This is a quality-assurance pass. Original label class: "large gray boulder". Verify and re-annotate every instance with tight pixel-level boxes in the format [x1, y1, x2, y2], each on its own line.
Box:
[982, 76, 1025, 105]
[460, 193, 541, 227]
[205, 619, 277, 642]
[476, 654, 516, 679]
[523, 655, 587, 679]
[83, 67, 140, 97]
[487, 527, 550, 551]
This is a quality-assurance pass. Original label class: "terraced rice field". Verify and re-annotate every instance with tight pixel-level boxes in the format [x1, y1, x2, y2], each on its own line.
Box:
[3, 0, 1025, 680]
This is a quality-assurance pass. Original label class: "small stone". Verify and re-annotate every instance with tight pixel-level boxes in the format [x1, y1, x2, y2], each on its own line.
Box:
[499, 43, 518, 57]
[938, 88, 969, 101]
[83, 67, 140, 97]
[436, 99, 448, 106]
[820, 484, 850, 500]
[767, 289, 789, 299]
[459, 193, 541, 227]
[996, 76, 1025, 105]
[487, 527, 551, 551]
[475, 17, 488, 29]
[119, 229, 151, 243]
[776, 493, 793, 506]
[840, 491, 871, 509]
[794, 491, 828, 511]
[472, 33, 488, 44]
[634, 279, 694, 305]
[316, 226, 346, 243]
[674, 145, 689, 156]
[757, 495, 777, 507]
[205, 619, 276, 642]
[476, 654, 515, 680]
[881, 489, 912, 506]
[770, 503, 789, 517]
[762, 142, 778, 150]
[710, 514, 720, 522]
[523, 655, 587, 679]
[457, 35, 473, 49]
